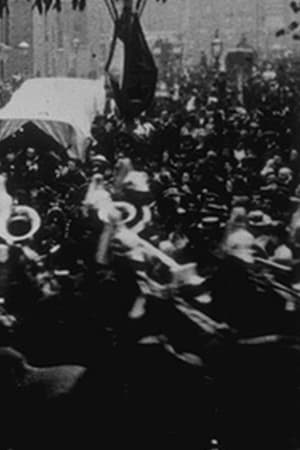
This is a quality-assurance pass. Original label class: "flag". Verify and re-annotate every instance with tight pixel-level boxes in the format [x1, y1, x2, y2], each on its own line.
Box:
[106, 12, 158, 119]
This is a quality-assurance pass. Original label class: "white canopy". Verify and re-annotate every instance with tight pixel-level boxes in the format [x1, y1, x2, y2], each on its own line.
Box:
[0, 77, 106, 160]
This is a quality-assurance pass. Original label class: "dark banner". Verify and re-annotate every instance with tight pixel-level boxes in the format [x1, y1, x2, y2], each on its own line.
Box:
[108, 13, 158, 120]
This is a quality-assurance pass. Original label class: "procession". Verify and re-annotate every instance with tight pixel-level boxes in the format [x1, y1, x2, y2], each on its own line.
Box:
[0, 0, 299, 449]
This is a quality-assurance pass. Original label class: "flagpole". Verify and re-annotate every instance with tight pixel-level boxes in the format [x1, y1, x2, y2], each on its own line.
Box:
[123, 0, 134, 34]
[123, 0, 133, 14]
[122, 0, 134, 127]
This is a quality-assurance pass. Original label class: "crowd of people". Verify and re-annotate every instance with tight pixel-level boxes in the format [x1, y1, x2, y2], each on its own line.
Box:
[0, 58, 299, 449]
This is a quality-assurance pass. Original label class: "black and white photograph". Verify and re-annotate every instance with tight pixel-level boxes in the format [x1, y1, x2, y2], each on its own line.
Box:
[0, 0, 299, 449]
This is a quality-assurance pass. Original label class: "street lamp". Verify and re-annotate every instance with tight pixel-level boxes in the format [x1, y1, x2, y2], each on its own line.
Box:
[18, 41, 30, 55]
[56, 47, 65, 76]
[72, 37, 80, 77]
[72, 37, 80, 52]
[89, 49, 98, 79]
[173, 45, 182, 56]
[173, 44, 183, 71]
[17, 41, 30, 77]
[211, 29, 223, 70]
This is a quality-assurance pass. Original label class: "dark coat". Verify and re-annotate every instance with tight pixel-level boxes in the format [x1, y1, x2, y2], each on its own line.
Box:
[0, 347, 86, 450]
[210, 255, 287, 337]
[0, 347, 122, 450]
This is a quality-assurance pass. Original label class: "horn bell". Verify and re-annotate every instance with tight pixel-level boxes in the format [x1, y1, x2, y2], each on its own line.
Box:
[0, 205, 41, 244]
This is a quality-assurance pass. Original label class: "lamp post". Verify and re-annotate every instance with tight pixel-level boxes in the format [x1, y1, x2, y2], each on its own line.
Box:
[17, 41, 30, 77]
[153, 45, 161, 67]
[173, 44, 183, 71]
[56, 47, 65, 76]
[89, 48, 98, 79]
[72, 37, 80, 77]
[211, 29, 223, 71]
[18, 40, 30, 53]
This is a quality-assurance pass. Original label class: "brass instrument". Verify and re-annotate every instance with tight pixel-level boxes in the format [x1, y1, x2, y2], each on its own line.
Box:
[0, 205, 41, 244]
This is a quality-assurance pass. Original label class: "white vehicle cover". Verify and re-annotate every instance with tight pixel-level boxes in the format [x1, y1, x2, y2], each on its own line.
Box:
[0, 77, 106, 160]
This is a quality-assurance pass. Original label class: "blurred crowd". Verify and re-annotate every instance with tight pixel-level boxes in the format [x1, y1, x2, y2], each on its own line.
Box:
[0, 59, 300, 450]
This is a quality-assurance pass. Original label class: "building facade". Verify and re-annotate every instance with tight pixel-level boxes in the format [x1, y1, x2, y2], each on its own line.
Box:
[0, 0, 297, 80]
[0, 0, 33, 80]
